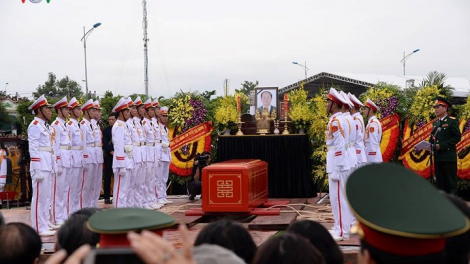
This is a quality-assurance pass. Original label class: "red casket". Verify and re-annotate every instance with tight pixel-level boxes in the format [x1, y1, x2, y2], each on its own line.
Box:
[202, 159, 268, 213]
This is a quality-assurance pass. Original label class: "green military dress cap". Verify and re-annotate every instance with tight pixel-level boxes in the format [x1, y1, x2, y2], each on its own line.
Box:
[87, 208, 175, 248]
[346, 163, 470, 256]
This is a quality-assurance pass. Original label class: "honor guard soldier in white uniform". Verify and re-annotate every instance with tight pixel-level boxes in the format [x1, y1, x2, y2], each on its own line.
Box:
[363, 98, 383, 163]
[80, 99, 98, 209]
[348, 93, 367, 167]
[156, 106, 172, 205]
[141, 99, 161, 209]
[91, 100, 104, 207]
[112, 98, 134, 208]
[326, 88, 352, 241]
[339, 91, 358, 172]
[27, 95, 56, 236]
[66, 98, 83, 215]
[51, 97, 71, 226]
[151, 99, 164, 205]
[126, 97, 145, 208]
[0, 148, 6, 192]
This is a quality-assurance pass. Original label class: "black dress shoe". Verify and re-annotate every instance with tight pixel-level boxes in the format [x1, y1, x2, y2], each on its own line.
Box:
[189, 195, 195, 201]
[104, 199, 112, 204]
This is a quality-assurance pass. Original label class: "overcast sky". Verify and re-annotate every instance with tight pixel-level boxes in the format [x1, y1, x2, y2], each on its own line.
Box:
[1, 0, 469, 99]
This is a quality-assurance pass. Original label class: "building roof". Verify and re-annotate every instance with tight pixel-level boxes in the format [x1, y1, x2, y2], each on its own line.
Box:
[280, 72, 470, 98]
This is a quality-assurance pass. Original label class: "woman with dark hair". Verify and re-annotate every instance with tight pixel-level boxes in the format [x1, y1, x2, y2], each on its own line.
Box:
[194, 219, 256, 263]
[252, 232, 325, 264]
[287, 220, 344, 264]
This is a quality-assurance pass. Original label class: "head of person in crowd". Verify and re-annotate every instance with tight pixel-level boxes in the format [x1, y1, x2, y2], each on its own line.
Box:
[193, 244, 246, 264]
[194, 219, 257, 263]
[142, 99, 155, 119]
[68, 97, 82, 120]
[326, 88, 343, 115]
[252, 232, 325, 264]
[287, 220, 343, 264]
[362, 98, 379, 119]
[0, 222, 42, 264]
[108, 112, 117, 127]
[93, 100, 103, 122]
[57, 208, 101, 255]
[159, 106, 169, 125]
[82, 99, 97, 121]
[347, 163, 470, 264]
[28, 94, 53, 122]
[52, 96, 69, 120]
[112, 97, 131, 122]
[153, 99, 161, 116]
[133, 96, 143, 119]
[433, 97, 451, 119]
[443, 193, 470, 264]
[348, 92, 364, 115]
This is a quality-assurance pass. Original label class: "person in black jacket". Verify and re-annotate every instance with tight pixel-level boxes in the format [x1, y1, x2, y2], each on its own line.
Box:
[102, 113, 116, 204]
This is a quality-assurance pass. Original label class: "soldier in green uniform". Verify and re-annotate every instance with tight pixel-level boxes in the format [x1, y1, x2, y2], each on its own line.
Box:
[431, 97, 461, 195]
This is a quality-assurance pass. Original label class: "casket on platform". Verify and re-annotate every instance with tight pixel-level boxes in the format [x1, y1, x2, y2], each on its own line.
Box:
[202, 159, 268, 213]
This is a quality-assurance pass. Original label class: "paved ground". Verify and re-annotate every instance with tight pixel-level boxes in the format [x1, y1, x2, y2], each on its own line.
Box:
[2, 194, 361, 263]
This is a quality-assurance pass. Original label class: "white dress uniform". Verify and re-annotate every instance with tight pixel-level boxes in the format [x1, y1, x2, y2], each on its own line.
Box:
[152, 115, 162, 202]
[112, 98, 134, 208]
[141, 100, 159, 209]
[339, 92, 357, 172]
[348, 93, 367, 166]
[364, 99, 383, 163]
[67, 98, 84, 215]
[27, 95, 56, 235]
[125, 98, 144, 208]
[133, 96, 147, 208]
[51, 97, 72, 225]
[156, 106, 172, 204]
[90, 100, 104, 208]
[80, 99, 97, 209]
[326, 88, 352, 241]
[0, 149, 7, 191]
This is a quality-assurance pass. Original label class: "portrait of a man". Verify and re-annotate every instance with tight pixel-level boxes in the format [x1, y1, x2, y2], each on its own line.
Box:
[256, 88, 278, 116]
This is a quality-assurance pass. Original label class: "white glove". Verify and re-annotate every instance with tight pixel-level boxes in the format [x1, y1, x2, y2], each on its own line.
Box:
[31, 170, 44, 183]
[57, 167, 63, 174]
[118, 168, 126, 176]
[83, 164, 89, 172]
[161, 142, 169, 148]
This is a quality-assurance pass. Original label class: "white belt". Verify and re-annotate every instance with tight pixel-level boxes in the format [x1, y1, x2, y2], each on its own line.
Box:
[327, 146, 335, 151]
[71, 146, 83, 150]
[59, 146, 71, 150]
[86, 143, 95, 147]
[94, 143, 102, 147]
[39, 147, 53, 152]
[348, 142, 354, 147]
[146, 142, 155, 146]
[132, 143, 141, 146]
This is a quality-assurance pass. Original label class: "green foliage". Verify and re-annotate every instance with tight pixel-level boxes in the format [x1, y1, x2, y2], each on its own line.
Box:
[235, 80, 258, 97]
[100, 91, 120, 123]
[33, 72, 83, 99]
[0, 103, 13, 128]
[17, 101, 35, 133]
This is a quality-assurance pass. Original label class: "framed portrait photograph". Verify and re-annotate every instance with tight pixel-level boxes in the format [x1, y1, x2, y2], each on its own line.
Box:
[255, 87, 278, 118]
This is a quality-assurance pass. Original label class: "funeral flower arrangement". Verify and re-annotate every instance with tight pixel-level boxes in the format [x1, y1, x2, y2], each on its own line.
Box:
[288, 84, 314, 131]
[214, 95, 238, 132]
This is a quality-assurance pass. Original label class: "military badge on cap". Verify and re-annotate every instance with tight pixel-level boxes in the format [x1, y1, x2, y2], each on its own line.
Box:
[433, 96, 451, 108]
[143, 98, 154, 109]
[346, 163, 470, 256]
[87, 208, 175, 248]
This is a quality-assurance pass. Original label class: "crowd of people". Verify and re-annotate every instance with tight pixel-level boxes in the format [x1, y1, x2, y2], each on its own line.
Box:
[25, 94, 174, 237]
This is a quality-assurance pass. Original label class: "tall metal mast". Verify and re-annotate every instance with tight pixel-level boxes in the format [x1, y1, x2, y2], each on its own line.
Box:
[142, 0, 149, 96]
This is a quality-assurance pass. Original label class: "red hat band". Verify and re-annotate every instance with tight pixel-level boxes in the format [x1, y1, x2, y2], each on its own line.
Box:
[435, 100, 449, 107]
[54, 101, 68, 110]
[365, 101, 377, 112]
[327, 94, 343, 106]
[33, 100, 47, 111]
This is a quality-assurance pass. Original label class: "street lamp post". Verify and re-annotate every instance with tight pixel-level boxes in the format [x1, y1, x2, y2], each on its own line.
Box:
[81, 22, 101, 100]
[400, 49, 420, 76]
[292, 61, 309, 80]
